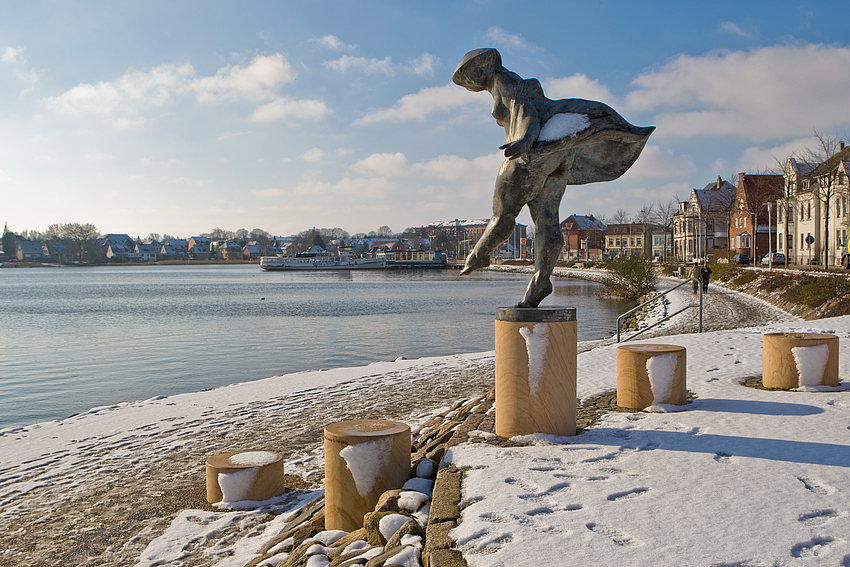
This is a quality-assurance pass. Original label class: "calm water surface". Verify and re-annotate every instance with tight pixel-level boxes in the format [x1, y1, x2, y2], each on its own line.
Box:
[0, 265, 632, 429]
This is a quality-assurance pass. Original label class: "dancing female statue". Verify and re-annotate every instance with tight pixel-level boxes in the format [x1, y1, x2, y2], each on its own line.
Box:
[453, 48, 654, 307]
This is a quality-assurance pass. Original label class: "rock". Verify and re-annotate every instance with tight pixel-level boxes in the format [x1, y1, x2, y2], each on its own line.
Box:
[426, 548, 466, 567]
[383, 518, 425, 553]
[329, 528, 368, 551]
[373, 489, 404, 513]
[412, 458, 436, 479]
[427, 469, 460, 524]
[364, 545, 421, 567]
[423, 521, 456, 565]
[363, 511, 413, 546]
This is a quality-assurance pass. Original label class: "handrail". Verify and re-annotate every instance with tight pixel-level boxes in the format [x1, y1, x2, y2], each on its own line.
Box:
[617, 278, 703, 342]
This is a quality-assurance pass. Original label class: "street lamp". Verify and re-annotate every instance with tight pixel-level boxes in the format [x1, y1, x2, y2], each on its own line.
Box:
[767, 202, 772, 269]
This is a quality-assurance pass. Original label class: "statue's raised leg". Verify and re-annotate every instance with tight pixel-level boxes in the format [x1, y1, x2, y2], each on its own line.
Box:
[516, 183, 565, 308]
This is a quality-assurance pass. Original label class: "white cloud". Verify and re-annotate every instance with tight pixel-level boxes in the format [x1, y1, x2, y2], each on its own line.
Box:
[406, 53, 439, 76]
[43, 53, 325, 128]
[542, 75, 616, 105]
[323, 55, 395, 76]
[299, 148, 324, 162]
[618, 145, 695, 180]
[355, 83, 487, 124]
[251, 97, 330, 122]
[484, 27, 536, 52]
[193, 54, 295, 102]
[719, 21, 753, 39]
[140, 157, 180, 167]
[351, 152, 409, 176]
[85, 153, 110, 161]
[2, 47, 24, 63]
[315, 35, 357, 50]
[625, 44, 850, 141]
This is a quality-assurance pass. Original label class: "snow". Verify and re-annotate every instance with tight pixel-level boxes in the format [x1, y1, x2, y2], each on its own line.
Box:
[379, 513, 410, 539]
[218, 467, 259, 502]
[793, 344, 830, 387]
[3, 282, 850, 566]
[229, 450, 280, 466]
[646, 351, 677, 403]
[339, 437, 391, 498]
[538, 113, 591, 141]
[398, 490, 429, 512]
[519, 323, 549, 399]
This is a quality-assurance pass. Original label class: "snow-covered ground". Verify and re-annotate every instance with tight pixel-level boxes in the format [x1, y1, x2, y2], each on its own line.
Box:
[1, 281, 849, 566]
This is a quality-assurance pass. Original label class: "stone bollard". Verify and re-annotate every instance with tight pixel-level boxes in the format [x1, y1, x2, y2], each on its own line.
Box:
[617, 344, 687, 409]
[324, 419, 411, 532]
[205, 450, 286, 504]
[495, 307, 577, 438]
[762, 332, 839, 389]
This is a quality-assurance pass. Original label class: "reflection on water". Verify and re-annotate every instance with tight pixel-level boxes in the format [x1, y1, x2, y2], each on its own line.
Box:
[0, 265, 632, 428]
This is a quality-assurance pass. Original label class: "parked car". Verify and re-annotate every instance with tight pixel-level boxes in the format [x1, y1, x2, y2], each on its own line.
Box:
[760, 252, 786, 266]
[732, 254, 750, 265]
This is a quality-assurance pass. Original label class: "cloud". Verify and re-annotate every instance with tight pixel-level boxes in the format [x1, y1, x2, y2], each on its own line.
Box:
[351, 152, 409, 176]
[85, 153, 110, 161]
[2, 46, 39, 87]
[484, 27, 536, 52]
[251, 97, 330, 122]
[542, 75, 616, 104]
[299, 148, 324, 162]
[618, 145, 695, 180]
[323, 55, 395, 76]
[2, 47, 24, 63]
[355, 83, 487, 124]
[193, 54, 296, 102]
[719, 21, 753, 39]
[625, 44, 850, 141]
[323, 52, 439, 77]
[44, 53, 326, 128]
[314, 35, 357, 50]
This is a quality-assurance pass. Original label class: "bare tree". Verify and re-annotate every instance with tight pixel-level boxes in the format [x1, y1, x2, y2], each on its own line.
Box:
[652, 199, 678, 261]
[62, 223, 100, 263]
[611, 209, 630, 225]
[635, 203, 655, 256]
[802, 131, 845, 267]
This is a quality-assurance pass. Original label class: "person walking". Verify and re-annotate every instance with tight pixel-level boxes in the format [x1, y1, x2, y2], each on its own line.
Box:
[700, 263, 712, 294]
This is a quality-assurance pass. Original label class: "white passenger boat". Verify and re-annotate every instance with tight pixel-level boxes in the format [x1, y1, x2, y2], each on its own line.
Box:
[260, 251, 386, 271]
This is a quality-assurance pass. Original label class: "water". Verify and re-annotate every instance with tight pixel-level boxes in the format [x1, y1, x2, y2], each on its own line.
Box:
[0, 265, 632, 429]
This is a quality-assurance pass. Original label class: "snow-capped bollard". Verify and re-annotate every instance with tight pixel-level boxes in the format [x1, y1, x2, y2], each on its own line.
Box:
[495, 307, 577, 438]
[616, 344, 687, 409]
[324, 419, 411, 532]
[205, 450, 286, 504]
[762, 333, 839, 389]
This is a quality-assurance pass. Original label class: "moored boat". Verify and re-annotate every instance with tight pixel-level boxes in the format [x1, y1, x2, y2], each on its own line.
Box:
[260, 250, 386, 271]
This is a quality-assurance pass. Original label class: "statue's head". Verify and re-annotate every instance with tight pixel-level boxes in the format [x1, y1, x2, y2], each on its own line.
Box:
[452, 48, 501, 92]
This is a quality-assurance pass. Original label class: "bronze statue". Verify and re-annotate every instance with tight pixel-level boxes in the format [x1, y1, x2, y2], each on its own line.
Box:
[453, 48, 654, 307]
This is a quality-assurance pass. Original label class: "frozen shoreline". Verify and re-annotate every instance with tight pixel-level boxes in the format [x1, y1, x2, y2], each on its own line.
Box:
[1, 282, 841, 566]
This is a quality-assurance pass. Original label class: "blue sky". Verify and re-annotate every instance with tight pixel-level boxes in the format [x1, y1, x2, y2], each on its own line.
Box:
[2, 0, 849, 238]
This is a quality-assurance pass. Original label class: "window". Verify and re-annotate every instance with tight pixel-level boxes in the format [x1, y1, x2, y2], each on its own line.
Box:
[801, 234, 805, 248]
[636, 238, 641, 246]
[630, 238, 634, 246]
[735, 236, 740, 248]
[778, 233, 783, 250]
[801, 203, 805, 219]
[844, 197, 847, 216]
[808, 202, 812, 220]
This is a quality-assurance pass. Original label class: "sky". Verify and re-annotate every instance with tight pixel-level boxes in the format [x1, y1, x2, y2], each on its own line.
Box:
[2, 0, 850, 239]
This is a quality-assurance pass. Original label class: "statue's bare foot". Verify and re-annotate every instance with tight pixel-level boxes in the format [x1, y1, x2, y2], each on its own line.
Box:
[459, 252, 490, 275]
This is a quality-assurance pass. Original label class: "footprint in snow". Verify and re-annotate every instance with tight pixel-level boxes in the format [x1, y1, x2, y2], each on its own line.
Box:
[607, 487, 649, 501]
[797, 477, 833, 495]
[586, 522, 641, 546]
[791, 536, 836, 558]
[798, 509, 838, 526]
[714, 451, 733, 464]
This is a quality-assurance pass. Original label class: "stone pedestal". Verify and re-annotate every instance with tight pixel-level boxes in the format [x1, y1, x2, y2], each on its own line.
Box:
[205, 450, 286, 504]
[495, 307, 577, 438]
[324, 419, 411, 532]
[617, 344, 687, 409]
[762, 332, 839, 389]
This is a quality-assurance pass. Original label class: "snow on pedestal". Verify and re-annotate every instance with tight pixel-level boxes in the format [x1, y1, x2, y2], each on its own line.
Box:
[495, 307, 577, 438]
[205, 450, 286, 504]
[762, 332, 839, 389]
[323, 419, 411, 532]
[616, 344, 687, 410]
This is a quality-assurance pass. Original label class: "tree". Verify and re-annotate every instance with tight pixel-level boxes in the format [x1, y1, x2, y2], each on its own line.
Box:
[635, 203, 655, 256]
[62, 223, 100, 263]
[652, 199, 677, 261]
[311, 231, 326, 248]
[376, 225, 394, 238]
[611, 208, 630, 225]
[147, 233, 161, 243]
[2, 223, 16, 257]
[802, 131, 846, 267]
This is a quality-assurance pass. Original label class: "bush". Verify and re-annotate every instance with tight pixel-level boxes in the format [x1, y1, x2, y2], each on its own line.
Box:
[599, 255, 658, 299]
[732, 270, 758, 285]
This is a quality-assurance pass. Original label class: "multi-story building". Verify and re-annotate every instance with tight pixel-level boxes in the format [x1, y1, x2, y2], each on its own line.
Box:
[560, 214, 605, 260]
[604, 223, 648, 257]
[730, 173, 784, 261]
[672, 177, 735, 262]
[410, 219, 527, 260]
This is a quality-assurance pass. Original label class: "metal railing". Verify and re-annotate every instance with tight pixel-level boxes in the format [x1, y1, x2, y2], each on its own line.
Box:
[617, 278, 703, 342]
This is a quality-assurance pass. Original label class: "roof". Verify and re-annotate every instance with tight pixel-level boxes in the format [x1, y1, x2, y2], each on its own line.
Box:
[17, 239, 43, 255]
[564, 214, 605, 231]
[693, 179, 736, 212]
